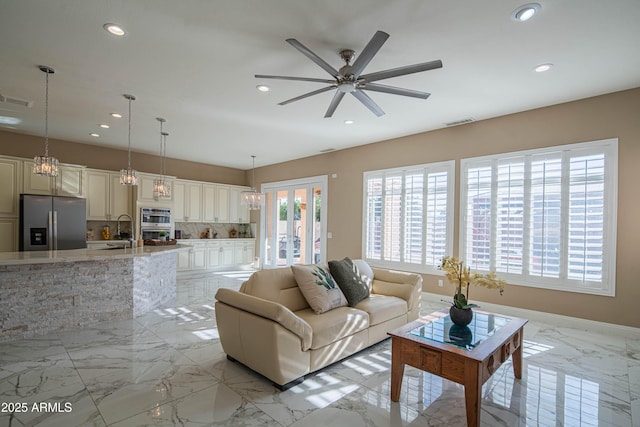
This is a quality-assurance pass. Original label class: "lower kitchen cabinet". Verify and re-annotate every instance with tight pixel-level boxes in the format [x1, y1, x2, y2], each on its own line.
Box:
[177, 239, 254, 272]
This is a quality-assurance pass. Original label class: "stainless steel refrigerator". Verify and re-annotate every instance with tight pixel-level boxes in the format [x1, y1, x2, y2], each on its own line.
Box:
[19, 194, 87, 251]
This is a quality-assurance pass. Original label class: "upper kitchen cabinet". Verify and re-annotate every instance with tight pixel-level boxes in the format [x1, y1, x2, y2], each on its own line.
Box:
[202, 184, 229, 223]
[85, 169, 131, 220]
[229, 187, 251, 224]
[22, 161, 85, 197]
[135, 172, 174, 206]
[0, 157, 21, 217]
[173, 179, 202, 222]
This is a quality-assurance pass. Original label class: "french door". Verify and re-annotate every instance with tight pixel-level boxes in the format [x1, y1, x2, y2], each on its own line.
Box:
[261, 176, 327, 268]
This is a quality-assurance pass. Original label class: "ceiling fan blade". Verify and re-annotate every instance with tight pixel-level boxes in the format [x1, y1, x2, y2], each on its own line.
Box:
[255, 74, 335, 84]
[349, 30, 389, 78]
[324, 91, 345, 118]
[286, 38, 343, 79]
[278, 85, 336, 106]
[360, 82, 430, 99]
[351, 89, 384, 117]
[360, 59, 443, 83]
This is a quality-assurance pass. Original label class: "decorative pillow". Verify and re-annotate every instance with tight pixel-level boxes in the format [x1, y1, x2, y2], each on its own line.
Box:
[328, 257, 371, 307]
[352, 259, 374, 291]
[292, 264, 348, 314]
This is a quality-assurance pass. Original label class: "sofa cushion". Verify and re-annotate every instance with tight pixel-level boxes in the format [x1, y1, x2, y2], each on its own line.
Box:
[352, 259, 375, 290]
[354, 294, 407, 326]
[292, 265, 348, 314]
[242, 267, 310, 312]
[295, 307, 369, 349]
[328, 257, 370, 307]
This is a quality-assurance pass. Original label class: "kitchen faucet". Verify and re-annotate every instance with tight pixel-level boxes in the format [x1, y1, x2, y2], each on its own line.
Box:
[116, 213, 136, 248]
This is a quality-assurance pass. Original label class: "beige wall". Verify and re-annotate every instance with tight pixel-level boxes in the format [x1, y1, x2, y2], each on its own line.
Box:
[0, 131, 247, 185]
[252, 87, 640, 328]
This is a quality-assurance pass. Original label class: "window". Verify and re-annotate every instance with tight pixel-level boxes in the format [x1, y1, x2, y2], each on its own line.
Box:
[363, 161, 454, 273]
[460, 139, 617, 295]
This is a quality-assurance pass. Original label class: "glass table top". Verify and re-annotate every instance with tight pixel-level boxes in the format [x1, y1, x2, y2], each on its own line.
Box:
[409, 311, 511, 350]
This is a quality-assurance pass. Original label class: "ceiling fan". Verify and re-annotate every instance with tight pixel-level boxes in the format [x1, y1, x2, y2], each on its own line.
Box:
[255, 30, 442, 118]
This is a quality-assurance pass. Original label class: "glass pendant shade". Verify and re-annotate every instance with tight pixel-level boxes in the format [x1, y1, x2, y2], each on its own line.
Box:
[241, 189, 265, 210]
[33, 65, 59, 177]
[120, 167, 138, 185]
[121, 94, 138, 186]
[153, 118, 171, 199]
[241, 155, 265, 210]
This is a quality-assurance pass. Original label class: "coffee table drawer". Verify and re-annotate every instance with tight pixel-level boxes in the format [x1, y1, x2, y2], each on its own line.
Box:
[420, 347, 441, 374]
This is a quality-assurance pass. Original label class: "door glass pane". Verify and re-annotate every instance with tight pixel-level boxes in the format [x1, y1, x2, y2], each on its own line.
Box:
[313, 187, 322, 264]
[277, 190, 288, 266]
[265, 191, 273, 265]
[294, 188, 307, 265]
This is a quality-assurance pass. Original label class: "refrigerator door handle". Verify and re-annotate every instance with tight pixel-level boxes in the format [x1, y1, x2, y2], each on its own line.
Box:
[48, 210, 54, 250]
[52, 210, 58, 250]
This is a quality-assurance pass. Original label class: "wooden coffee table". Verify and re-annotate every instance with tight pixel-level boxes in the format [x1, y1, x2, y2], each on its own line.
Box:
[388, 309, 527, 427]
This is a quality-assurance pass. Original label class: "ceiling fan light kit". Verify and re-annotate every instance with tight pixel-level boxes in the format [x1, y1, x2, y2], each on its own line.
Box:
[255, 30, 442, 118]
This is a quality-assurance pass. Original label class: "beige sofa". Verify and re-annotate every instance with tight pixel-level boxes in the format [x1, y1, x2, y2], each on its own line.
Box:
[214, 263, 422, 389]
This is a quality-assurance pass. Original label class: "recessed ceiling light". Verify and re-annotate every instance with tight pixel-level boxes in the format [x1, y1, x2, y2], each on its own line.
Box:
[111, 113, 122, 118]
[90, 133, 100, 137]
[256, 85, 270, 92]
[512, 3, 541, 22]
[103, 23, 126, 36]
[99, 124, 110, 129]
[344, 120, 354, 125]
[534, 63, 553, 73]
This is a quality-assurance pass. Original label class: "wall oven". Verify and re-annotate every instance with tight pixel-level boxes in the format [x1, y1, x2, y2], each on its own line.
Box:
[140, 207, 172, 240]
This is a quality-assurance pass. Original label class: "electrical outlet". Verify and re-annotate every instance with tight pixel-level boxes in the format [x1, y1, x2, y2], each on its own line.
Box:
[438, 279, 443, 287]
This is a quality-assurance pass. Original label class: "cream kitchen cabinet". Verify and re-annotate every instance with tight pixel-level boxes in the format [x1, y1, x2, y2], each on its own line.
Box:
[173, 180, 202, 222]
[85, 169, 132, 220]
[202, 184, 229, 223]
[229, 187, 251, 223]
[135, 172, 174, 205]
[0, 218, 18, 252]
[23, 161, 85, 197]
[234, 239, 255, 265]
[0, 158, 21, 218]
[177, 241, 207, 271]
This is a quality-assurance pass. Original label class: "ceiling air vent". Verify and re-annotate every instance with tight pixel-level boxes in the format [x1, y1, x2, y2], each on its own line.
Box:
[319, 148, 335, 153]
[0, 94, 34, 108]
[445, 117, 474, 127]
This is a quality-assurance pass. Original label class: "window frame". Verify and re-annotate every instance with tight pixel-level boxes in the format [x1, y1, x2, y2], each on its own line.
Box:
[362, 160, 455, 274]
[459, 138, 618, 296]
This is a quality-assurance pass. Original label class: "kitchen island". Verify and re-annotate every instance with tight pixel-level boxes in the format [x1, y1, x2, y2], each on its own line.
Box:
[0, 244, 190, 341]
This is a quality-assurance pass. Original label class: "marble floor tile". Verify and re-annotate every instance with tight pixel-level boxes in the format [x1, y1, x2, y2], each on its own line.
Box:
[0, 269, 638, 426]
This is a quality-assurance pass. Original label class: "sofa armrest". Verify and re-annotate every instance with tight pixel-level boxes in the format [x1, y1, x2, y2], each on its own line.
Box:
[370, 268, 423, 312]
[215, 288, 313, 351]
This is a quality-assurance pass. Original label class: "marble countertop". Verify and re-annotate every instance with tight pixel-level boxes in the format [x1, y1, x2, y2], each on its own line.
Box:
[175, 238, 255, 242]
[0, 244, 191, 266]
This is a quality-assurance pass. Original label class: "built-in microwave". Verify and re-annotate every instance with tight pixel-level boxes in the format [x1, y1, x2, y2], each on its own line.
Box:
[141, 207, 171, 227]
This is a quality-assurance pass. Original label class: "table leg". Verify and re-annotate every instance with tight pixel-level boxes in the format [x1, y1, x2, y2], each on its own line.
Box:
[464, 360, 482, 427]
[512, 327, 524, 379]
[390, 338, 405, 402]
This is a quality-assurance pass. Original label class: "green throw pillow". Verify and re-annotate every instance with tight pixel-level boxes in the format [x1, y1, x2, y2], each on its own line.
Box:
[328, 257, 371, 307]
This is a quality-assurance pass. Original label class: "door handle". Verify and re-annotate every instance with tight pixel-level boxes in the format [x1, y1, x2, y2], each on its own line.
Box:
[52, 210, 58, 250]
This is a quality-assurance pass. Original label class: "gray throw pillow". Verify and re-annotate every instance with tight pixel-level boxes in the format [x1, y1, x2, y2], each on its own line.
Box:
[328, 257, 371, 307]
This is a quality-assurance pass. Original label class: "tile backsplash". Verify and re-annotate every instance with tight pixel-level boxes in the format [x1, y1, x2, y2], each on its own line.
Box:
[174, 222, 254, 239]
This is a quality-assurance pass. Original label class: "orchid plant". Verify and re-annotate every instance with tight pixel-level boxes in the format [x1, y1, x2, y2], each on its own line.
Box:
[440, 256, 506, 309]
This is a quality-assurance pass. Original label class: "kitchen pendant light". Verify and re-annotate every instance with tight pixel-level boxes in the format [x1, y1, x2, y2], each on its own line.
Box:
[120, 94, 138, 186]
[241, 155, 265, 210]
[153, 117, 171, 199]
[33, 65, 59, 177]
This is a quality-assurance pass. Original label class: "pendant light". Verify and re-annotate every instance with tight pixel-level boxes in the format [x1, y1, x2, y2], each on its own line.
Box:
[120, 94, 138, 185]
[33, 65, 59, 177]
[241, 155, 265, 210]
[153, 117, 171, 199]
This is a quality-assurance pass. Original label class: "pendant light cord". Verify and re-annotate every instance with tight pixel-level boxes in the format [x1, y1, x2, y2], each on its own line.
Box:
[127, 96, 132, 169]
[251, 155, 256, 190]
[44, 70, 50, 157]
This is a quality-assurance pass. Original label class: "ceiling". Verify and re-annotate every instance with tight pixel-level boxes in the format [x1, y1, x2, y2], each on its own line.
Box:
[0, 1, 639, 170]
